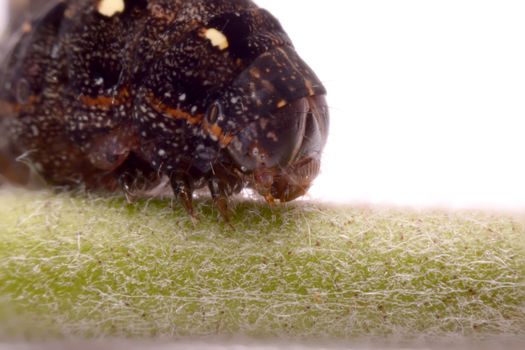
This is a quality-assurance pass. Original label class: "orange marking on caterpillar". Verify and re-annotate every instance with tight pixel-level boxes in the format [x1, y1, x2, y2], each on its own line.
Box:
[0, 100, 19, 114]
[79, 88, 130, 110]
[0, 96, 40, 115]
[147, 94, 203, 125]
[203, 120, 234, 147]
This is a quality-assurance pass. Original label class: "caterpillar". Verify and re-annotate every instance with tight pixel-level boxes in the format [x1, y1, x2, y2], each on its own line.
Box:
[0, 0, 329, 220]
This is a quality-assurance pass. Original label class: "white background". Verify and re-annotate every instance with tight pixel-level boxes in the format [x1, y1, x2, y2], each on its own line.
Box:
[0, 0, 5, 36]
[1, 0, 524, 211]
[256, 0, 525, 211]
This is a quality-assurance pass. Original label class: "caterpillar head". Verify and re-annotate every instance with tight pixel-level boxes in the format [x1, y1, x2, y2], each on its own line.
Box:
[204, 46, 329, 202]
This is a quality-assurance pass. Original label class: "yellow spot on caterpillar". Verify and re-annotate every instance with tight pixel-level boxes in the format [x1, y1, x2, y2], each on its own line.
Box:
[97, 0, 125, 17]
[250, 68, 261, 79]
[22, 21, 32, 33]
[305, 79, 315, 96]
[277, 100, 287, 108]
[267, 132, 278, 142]
[204, 28, 229, 50]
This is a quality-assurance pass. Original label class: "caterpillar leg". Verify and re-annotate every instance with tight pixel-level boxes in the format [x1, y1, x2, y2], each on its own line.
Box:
[170, 174, 195, 218]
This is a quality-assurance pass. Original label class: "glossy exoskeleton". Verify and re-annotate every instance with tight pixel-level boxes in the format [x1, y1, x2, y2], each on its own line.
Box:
[0, 0, 329, 220]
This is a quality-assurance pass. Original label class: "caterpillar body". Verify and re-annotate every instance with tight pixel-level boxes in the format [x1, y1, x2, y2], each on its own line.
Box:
[0, 0, 329, 219]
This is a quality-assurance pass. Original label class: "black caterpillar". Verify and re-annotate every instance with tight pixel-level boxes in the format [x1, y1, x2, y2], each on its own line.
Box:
[0, 0, 329, 220]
